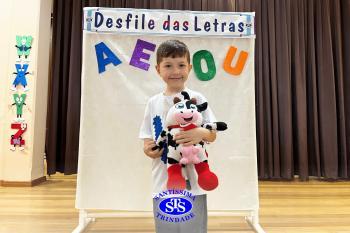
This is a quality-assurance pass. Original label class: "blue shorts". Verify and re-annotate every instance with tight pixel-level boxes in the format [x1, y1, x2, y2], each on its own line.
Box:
[153, 194, 208, 233]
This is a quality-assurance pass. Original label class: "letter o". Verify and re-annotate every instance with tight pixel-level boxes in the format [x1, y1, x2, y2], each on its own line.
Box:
[193, 50, 216, 81]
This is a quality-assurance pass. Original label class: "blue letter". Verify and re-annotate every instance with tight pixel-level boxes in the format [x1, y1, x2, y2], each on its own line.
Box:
[238, 22, 244, 33]
[95, 42, 122, 74]
[95, 12, 104, 28]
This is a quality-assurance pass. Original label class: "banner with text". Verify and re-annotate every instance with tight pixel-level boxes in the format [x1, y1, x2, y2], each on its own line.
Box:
[84, 7, 255, 37]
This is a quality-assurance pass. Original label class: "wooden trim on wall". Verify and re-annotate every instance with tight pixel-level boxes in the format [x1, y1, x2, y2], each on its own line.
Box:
[0, 176, 47, 187]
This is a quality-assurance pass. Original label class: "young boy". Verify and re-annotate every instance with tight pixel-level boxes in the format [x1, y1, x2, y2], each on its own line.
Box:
[139, 40, 217, 233]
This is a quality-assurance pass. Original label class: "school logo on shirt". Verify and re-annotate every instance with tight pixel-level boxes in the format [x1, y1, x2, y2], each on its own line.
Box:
[154, 189, 196, 223]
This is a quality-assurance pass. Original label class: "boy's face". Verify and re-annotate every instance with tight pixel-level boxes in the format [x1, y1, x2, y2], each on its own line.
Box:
[156, 56, 192, 91]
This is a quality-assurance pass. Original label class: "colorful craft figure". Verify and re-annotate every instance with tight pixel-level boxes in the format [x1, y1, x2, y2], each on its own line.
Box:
[15, 35, 33, 60]
[152, 91, 227, 191]
[11, 64, 30, 91]
[10, 123, 27, 151]
[11, 93, 27, 122]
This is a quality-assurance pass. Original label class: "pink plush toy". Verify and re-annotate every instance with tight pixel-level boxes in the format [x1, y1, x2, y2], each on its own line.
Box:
[153, 91, 227, 191]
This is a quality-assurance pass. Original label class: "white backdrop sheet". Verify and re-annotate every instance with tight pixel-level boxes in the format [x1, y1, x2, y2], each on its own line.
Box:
[76, 8, 258, 212]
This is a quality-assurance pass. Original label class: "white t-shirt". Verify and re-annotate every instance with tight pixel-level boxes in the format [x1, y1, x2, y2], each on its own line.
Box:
[139, 87, 217, 197]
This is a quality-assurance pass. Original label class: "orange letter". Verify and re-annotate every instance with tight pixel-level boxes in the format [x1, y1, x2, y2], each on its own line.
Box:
[223, 46, 249, 76]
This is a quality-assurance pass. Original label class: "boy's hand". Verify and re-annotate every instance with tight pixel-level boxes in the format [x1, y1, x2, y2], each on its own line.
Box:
[143, 140, 164, 159]
[175, 128, 208, 146]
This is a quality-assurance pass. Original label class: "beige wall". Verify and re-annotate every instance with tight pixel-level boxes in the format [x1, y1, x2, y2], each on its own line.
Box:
[0, 0, 52, 183]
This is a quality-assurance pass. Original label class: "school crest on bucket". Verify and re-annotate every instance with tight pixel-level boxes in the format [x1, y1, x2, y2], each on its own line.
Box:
[154, 189, 196, 223]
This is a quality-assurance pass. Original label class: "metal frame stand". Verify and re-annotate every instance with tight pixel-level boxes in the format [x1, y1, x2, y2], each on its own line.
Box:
[72, 209, 265, 233]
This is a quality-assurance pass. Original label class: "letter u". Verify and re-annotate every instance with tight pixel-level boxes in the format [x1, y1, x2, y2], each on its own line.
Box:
[223, 46, 248, 76]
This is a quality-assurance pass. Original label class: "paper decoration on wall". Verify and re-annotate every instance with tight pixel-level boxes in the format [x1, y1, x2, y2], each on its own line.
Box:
[10, 93, 27, 122]
[15, 35, 33, 61]
[193, 50, 217, 81]
[9, 35, 33, 151]
[129, 39, 156, 71]
[95, 42, 122, 73]
[11, 64, 30, 91]
[10, 123, 27, 151]
[223, 46, 249, 76]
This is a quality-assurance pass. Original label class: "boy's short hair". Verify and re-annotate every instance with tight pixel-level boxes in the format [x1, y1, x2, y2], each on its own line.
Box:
[156, 40, 190, 64]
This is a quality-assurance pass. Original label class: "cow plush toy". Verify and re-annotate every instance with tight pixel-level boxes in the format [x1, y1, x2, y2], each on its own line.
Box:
[153, 91, 227, 191]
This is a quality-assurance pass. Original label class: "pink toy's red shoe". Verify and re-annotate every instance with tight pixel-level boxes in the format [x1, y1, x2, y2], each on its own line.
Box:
[195, 162, 219, 191]
[167, 164, 186, 190]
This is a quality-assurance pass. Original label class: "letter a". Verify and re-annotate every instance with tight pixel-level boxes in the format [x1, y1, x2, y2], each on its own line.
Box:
[223, 46, 248, 76]
[95, 42, 122, 74]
